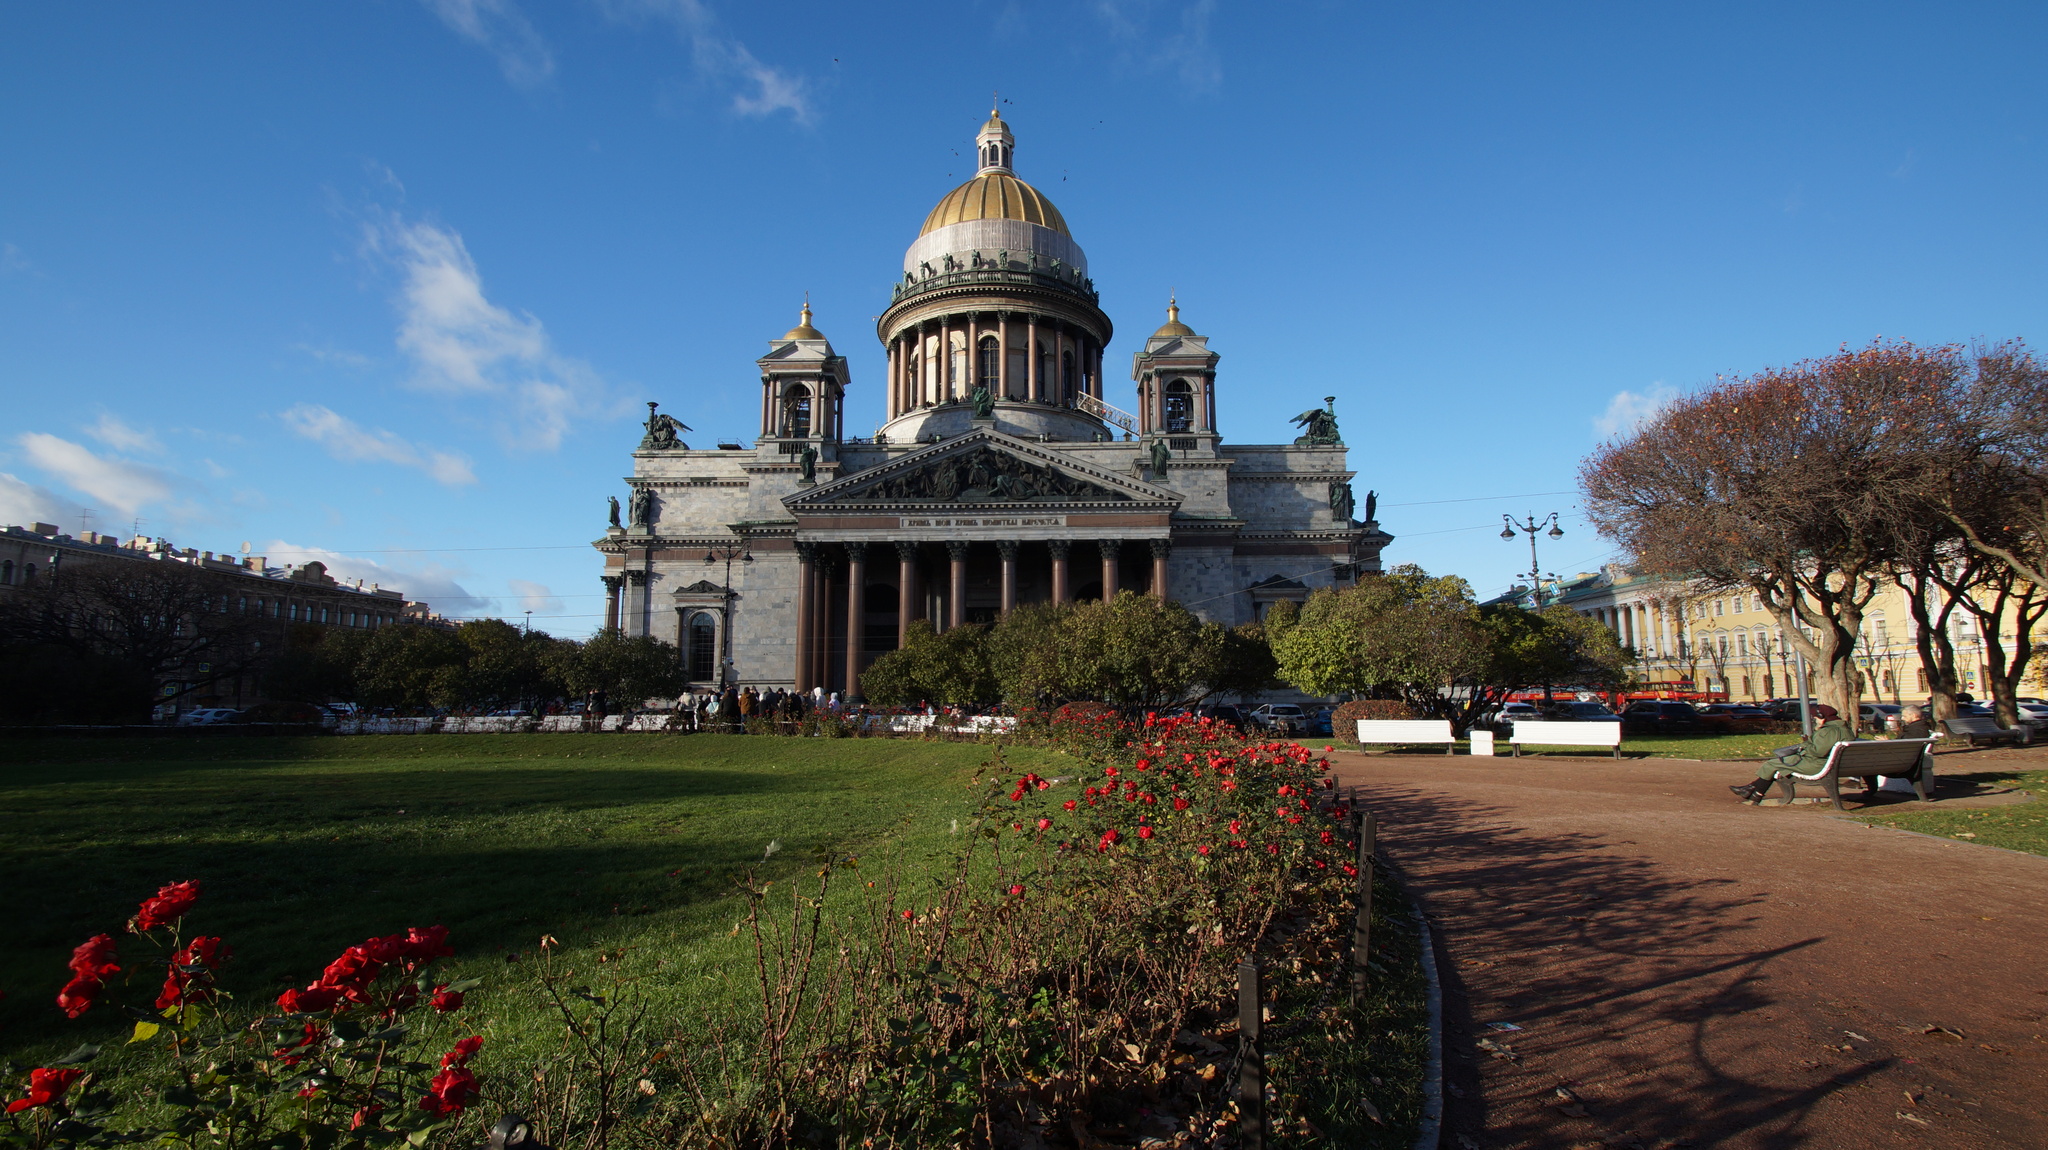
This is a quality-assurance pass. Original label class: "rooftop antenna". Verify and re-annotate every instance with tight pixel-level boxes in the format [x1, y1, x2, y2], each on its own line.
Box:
[79, 508, 96, 535]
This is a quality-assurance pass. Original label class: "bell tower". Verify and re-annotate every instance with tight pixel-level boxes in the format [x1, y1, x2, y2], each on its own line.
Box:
[757, 301, 848, 444]
[1131, 297, 1219, 442]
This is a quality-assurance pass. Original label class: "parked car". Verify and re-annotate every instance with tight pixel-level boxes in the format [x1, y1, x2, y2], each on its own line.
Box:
[1620, 700, 1705, 735]
[175, 708, 242, 727]
[1308, 708, 1335, 737]
[1761, 698, 1819, 721]
[1485, 703, 1545, 733]
[2013, 703, 2048, 733]
[1545, 701, 1623, 723]
[1696, 703, 1775, 734]
[1857, 703, 1902, 734]
[1247, 703, 1308, 734]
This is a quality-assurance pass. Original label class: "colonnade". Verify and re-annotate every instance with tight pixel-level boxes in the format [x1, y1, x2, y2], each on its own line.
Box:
[792, 537, 1171, 695]
[884, 313, 1105, 420]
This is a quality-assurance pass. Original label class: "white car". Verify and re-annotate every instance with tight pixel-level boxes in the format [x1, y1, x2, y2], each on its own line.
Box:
[2013, 703, 2048, 733]
[1248, 704, 1308, 733]
[175, 708, 241, 727]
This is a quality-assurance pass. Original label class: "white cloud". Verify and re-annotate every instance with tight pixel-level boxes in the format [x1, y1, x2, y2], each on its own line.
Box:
[86, 411, 163, 455]
[0, 242, 37, 277]
[260, 539, 480, 612]
[507, 578, 563, 615]
[601, 0, 811, 122]
[421, 0, 555, 87]
[1093, 0, 1221, 91]
[0, 472, 73, 528]
[281, 404, 477, 486]
[15, 433, 175, 516]
[364, 212, 601, 450]
[1594, 384, 1678, 438]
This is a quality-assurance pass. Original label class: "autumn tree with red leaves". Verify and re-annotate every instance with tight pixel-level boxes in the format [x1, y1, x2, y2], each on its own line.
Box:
[1581, 340, 1948, 718]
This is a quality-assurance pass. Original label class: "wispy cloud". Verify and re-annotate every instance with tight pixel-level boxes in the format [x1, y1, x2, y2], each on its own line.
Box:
[600, 0, 811, 122]
[260, 539, 479, 610]
[507, 577, 563, 615]
[421, 0, 555, 87]
[363, 211, 602, 450]
[281, 404, 477, 486]
[14, 433, 175, 517]
[86, 411, 163, 455]
[1093, 0, 1221, 91]
[1593, 384, 1677, 438]
[0, 242, 38, 278]
[0, 471, 73, 528]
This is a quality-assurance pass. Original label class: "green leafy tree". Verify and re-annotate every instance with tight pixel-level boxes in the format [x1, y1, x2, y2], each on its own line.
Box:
[859, 620, 995, 707]
[567, 630, 686, 707]
[1059, 592, 1223, 708]
[350, 624, 469, 711]
[983, 600, 1077, 705]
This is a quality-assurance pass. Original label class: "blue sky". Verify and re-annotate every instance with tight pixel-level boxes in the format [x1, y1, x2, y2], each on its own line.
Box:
[4, 1, 2045, 627]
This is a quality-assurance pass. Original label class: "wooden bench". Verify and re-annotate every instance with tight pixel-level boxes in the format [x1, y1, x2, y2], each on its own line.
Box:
[1354, 718, 1457, 754]
[1509, 720, 1624, 759]
[1941, 716, 2030, 746]
[1773, 737, 1937, 809]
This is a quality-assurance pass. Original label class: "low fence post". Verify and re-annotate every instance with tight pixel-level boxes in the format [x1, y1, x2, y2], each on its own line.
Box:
[1350, 809, 1377, 1008]
[1237, 959, 1265, 1150]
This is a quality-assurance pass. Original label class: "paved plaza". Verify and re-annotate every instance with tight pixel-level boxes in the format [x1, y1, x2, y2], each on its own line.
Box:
[1330, 747, 2048, 1149]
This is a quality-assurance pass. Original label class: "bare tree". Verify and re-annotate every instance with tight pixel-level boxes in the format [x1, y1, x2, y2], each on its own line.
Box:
[1582, 341, 1946, 718]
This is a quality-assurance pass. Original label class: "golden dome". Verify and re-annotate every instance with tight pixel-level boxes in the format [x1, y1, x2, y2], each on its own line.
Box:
[920, 171, 1070, 237]
[1152, 298, 1194, 338]
[782, 301, 824, 341]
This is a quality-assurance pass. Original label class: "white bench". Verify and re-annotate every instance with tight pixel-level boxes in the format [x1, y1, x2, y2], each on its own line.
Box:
[1355, 719, 1457, 755]
[1772, 737, 1936, 809]
[1941, 716, 2030, 746]
[1509, 720, 1624, 759]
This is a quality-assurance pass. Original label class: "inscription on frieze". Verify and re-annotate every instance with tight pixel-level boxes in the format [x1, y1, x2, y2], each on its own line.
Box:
[900, 516, 1067, 529]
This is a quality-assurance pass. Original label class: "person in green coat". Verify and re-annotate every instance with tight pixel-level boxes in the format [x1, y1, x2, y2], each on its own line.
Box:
[1731, 704, 1853, 802]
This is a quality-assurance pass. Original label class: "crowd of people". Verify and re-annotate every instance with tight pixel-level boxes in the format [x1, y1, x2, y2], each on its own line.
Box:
[671, 684, 852, 732]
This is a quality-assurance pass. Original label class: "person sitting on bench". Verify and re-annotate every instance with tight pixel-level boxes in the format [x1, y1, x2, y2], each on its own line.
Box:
[1730, 704, 1853, 803]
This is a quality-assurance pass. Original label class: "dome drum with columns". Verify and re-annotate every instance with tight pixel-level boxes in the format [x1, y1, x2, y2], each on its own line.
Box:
[594, 111, 1392, 700]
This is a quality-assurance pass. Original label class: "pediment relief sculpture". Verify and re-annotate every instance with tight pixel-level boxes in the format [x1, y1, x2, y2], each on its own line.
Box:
[843, 446, 1129, 504]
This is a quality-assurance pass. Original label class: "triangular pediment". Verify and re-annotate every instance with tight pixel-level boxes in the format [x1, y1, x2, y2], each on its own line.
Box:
[788, 429, 1175, 510]
[671, 580, 728, 595]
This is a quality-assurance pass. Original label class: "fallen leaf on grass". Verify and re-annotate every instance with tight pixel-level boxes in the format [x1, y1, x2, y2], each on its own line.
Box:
[1844, 1031, 1869, 1042]
[1898, 1111, 1931, 1126]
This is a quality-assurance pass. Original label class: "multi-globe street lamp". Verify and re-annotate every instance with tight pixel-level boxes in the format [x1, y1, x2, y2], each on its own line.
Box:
[1501, 513, 1564, 609]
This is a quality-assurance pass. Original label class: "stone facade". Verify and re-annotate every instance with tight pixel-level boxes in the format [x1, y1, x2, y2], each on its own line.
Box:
[594, 112, 1393, 695]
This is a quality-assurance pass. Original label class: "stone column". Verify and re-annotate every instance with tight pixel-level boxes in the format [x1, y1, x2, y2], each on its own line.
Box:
[997, 540, 1018, 615]
[1049, 540, 1070, 602]
[896, 541, 919, 647]
[1026, 315, 1040, 402]
[601, 575, 622, 632]
[947, 540, 969, 629]
[1150, 539, 1171, 600]
[844, 543, 866, 697]
[1098, 540, 1120, 602]
[814, 552, 839, 692]
[623, 569, 648, 637]
[793, 543, 815, 692]
[998, 313, 1011, 399]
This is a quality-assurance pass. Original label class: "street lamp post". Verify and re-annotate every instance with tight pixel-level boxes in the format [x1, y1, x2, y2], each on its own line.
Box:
[1501, 513, 1565, 609]
[704, 544, 752, 689]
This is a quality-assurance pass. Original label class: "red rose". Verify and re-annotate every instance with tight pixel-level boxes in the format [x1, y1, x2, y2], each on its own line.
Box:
[67, 935, 119, 981]
[1008, 884, 1024, 896]
[1197, 844, 1212, 856]
[273, 1021, 325, 1065]
[1036, 818, 1052, 831]
[133, 881, 201, 931]
[1097, 829, 1120, 851]
[57, 976, 103, 1019]
[278, 985, 346, 1013]
[398, 925, 453, 962]
[1172, 797, 1190, 810]
[1062, 800, 1077, 811]
[6, 1068, 84, 1114]
[430, 985, 466, 1013]
[351, 1105, 384, 1130]
[441, 1035, 483, 1068]
[1137, 826, 1154, 840]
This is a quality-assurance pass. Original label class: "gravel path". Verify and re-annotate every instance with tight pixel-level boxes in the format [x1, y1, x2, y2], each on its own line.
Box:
[1328, 747, 2048, 1150]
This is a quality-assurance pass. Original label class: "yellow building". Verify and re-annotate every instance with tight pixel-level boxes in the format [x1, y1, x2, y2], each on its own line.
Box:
[1553, 565, 2045, 703]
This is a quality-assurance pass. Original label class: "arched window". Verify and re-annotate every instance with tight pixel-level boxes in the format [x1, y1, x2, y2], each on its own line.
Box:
[908, 351, 923, 404]
[1163, 379, 1193, 432]
[1, 560, 12, 585]
[783, 385, 812, 437]
[949, 334, 967, 391]
[688, 613, 718, 681]
[1061, 350, 1076, 404]
[22, 563, 35, 587]
[978, 335, 1000, 387]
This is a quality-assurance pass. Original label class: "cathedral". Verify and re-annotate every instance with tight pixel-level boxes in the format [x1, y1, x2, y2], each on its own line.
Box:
[595, 109, 1391, 696]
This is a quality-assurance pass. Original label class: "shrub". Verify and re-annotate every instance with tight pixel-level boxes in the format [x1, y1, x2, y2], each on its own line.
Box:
[1331, 698, 1418, 738]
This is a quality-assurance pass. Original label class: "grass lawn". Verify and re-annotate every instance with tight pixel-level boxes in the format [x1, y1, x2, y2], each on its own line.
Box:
[1856, 763, 2048, 857]
[0, 733, 1066, 1067]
